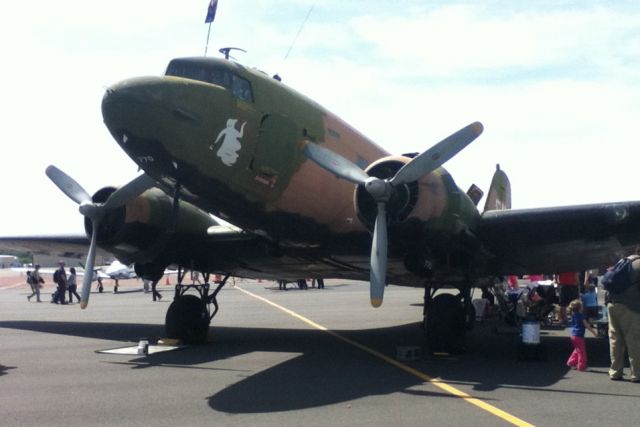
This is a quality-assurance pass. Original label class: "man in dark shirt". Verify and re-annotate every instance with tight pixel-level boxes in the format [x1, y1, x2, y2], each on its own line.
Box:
[608, 255, 640, 382]
[53, 261, 68, 304]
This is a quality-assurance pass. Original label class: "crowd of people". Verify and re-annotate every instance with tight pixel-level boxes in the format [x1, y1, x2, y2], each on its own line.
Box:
[520, 261, 639, 382]
[537, 263, 639, 382]
[277, 278, 325, 290]
[485, 258, 639, 382]
[24, 261, 156, 304]
[25, 261, 79, 304]
[22, 256, 639, 382]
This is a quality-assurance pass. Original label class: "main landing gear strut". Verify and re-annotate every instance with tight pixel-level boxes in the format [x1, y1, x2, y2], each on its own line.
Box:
[165, 269, 229, 344]
[423, 283, 475, 355]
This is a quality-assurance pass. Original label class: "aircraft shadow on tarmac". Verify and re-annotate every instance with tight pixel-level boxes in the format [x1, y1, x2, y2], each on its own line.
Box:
[0, 319, 635, 413]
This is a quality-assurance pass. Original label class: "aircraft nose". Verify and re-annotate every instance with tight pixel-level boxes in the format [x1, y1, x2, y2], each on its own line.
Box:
[102, 76, 204, 135]
[101, 76, 234, 176]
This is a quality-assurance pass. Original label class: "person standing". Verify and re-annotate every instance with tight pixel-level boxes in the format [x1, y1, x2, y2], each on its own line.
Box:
[566, 299, 597, 371]
[606, 255, 640, 382]
[26, 271, 36, 299]
[67, 267, 81, 303]
[581, 284, 599, 321]
[27, 265, 44, 302]
[151, 280, 162, 301]
[53, 261, 68, 304]
[555, 272, 580, 325]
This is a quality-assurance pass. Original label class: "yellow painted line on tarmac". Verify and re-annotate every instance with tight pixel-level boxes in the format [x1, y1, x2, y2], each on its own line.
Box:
[235, 285, 534, 427]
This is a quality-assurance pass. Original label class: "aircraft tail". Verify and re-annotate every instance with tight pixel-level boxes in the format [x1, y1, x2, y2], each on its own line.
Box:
[483, 164, 511, 212]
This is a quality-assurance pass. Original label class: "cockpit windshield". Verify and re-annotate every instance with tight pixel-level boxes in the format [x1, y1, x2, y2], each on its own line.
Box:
[165, 59, 254, 103]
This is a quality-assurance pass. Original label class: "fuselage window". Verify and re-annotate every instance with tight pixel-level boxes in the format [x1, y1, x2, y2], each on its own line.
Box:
[165, 61, 253, 103]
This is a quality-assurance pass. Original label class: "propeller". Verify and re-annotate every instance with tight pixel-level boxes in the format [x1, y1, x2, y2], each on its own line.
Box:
[45, 165, 155, 309]
[303, 122, 483, 307]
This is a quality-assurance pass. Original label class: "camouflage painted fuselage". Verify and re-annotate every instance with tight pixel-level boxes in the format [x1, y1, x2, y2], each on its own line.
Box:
[101, 57, 483, 284]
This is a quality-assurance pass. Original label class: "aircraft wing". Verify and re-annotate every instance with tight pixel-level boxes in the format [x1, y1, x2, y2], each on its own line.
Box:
[75, 269, 112, 279]
[478, 201, 640, 274]
[0, 234, 110, 260]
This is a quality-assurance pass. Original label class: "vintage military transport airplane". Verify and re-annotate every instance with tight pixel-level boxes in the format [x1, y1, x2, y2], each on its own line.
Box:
[3, 53, 640, 352]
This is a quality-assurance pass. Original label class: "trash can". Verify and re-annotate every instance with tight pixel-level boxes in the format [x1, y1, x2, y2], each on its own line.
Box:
[522, 319, 540, 345]
[517, 317, 546, 361]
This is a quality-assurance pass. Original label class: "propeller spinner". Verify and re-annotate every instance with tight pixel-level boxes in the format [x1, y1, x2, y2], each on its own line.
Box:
[45, 166, 155, 309]
[303, 121, 484, 307]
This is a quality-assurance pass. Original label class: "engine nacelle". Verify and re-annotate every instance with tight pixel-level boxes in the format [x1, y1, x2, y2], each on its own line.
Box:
[85, 187, 217, 266]
[355, 156, 485, 278]
[355, 156, 451, 228]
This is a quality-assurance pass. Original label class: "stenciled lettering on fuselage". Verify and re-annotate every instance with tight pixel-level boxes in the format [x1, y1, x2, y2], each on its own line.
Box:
[210, 118, 246, 166]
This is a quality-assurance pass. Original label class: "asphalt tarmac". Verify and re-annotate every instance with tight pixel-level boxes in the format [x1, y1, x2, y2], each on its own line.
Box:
[1, 273, 639, 426]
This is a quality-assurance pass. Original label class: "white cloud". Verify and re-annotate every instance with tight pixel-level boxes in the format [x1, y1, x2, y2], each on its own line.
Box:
[349, 5, 640, 80]
[1, 1, 639, 235]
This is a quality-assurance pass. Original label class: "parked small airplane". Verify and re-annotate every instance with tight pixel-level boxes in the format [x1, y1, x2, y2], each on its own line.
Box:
[3, 52, 640, 352]
[102, 260, 137, 280]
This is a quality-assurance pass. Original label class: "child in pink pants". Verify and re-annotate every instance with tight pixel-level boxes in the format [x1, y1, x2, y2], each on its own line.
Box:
[566, 299, 597, 371]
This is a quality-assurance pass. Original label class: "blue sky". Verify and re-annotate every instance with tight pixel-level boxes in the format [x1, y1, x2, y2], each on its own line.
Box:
[1, 0, 639, 235]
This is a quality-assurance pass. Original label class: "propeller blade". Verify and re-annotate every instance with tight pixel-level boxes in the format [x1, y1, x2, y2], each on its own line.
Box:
[79, 221, 99, 309]
[303, 142, 369, 185]
[370, 202, 388, 308]
[103, 173, 155, 210]
[45, 165, 92, 206]
[391, 121, 484, 186]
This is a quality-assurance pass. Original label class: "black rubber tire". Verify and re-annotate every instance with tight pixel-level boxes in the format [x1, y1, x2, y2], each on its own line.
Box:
[425, 293, 466, 354]
[165, 295, 210, 344]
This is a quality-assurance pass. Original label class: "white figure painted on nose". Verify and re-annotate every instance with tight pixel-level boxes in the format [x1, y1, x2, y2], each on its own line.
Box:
[213, 119, 246, 166]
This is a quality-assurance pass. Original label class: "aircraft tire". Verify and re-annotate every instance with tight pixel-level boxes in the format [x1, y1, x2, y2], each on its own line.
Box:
[425, 293, 465, 354]
[165, 295, 210, 344]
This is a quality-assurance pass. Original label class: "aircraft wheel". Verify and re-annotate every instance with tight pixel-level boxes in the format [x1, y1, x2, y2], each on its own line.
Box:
[165, 295, 210, 344]
[425, 293, 465, 354]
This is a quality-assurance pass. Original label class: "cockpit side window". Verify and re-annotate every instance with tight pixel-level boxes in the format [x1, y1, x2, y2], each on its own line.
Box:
[207, 68, 232, 87]
[166, 61, 230, 87]
[165, 60, 253, 103]
[232, 74, 253, 103]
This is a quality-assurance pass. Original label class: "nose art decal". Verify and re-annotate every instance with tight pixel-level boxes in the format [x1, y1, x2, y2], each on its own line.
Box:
[210, 118, 246, 166]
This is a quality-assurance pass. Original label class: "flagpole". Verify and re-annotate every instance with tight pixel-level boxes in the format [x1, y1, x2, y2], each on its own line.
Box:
[204, 22, 212, 56]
